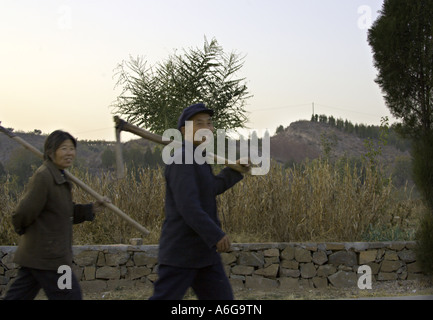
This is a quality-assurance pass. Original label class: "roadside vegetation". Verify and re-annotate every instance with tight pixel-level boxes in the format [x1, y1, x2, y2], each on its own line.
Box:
[0, 151, 422, 245]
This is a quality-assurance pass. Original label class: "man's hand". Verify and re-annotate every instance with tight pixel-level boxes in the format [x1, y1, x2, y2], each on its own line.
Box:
[234, 158, 251, 174]
[216, 235, 231, 253]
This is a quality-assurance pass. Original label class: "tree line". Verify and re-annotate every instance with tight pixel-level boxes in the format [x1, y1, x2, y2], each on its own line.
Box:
[309, 114, 411, 152]
[0, 138, 164, 193]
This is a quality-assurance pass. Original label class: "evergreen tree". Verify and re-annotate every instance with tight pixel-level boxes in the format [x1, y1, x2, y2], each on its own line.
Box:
[368, 0, 433, 138]
[368, 0, 433, 274]
[275, 125, 285, 134]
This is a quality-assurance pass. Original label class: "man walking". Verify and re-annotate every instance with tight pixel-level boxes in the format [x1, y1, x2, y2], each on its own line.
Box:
[150, 103, 250, 300]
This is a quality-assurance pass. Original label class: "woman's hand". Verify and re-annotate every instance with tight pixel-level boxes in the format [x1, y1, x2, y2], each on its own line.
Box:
[92, 197, 111, 214]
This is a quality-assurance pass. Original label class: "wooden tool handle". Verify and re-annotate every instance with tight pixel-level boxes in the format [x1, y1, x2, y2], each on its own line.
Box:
[114, 116, 249, 174]
[0, 125, 150, 235]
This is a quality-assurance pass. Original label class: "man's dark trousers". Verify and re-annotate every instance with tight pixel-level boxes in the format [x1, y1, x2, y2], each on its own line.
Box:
[150, 262, 233, 300]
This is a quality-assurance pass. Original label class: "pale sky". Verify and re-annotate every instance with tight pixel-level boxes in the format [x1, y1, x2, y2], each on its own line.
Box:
[1, 0, 390, 142]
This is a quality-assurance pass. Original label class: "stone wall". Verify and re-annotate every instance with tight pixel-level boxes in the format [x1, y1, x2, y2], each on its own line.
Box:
[0, 241, 422, 295]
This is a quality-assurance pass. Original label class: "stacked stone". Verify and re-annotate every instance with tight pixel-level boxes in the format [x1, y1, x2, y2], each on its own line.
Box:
[72, 244, 159, 293]
[0, 247, 16, 294]
[222, 242, 422, 290]
[0, 241, 424, 295]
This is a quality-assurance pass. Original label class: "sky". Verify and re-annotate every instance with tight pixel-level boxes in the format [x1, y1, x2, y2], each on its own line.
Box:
[0, 0, 390, 142]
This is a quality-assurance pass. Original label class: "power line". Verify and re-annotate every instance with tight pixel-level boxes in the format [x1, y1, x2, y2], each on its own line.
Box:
[248, 103, 311, 112]
[75, 127, 113, 135]
[248, 102, 385, 119]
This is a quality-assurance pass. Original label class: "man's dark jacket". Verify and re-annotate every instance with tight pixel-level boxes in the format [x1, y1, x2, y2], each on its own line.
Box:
[158, 143, 243, 268]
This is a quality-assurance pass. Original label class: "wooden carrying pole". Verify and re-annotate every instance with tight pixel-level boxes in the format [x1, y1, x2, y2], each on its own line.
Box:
[114, 126, 125, 180]
[113, 116, 247, 173]
[0, 125, 150, 236]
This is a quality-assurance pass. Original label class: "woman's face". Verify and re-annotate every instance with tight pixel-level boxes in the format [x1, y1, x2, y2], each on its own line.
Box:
[52, 139, 76, 170]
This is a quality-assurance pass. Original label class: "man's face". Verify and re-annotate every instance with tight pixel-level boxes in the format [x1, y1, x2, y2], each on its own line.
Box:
[181, 112, 214, 146]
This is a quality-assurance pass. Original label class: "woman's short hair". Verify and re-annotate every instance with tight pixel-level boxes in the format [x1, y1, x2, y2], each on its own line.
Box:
[43, 130, 77, 161]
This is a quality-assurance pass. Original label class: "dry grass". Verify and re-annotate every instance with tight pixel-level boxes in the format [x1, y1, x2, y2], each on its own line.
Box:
[71, 167, 166, 245]
[219, 160, 420, 243]
[0, 179, 19, 245]
[0, 159, 422, 245]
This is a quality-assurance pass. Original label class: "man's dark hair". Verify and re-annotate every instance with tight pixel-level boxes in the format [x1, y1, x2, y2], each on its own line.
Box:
[43, 130, 77, 161]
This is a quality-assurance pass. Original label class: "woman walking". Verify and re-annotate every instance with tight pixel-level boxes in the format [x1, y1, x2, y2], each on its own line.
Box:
[3, 130, 107, 300]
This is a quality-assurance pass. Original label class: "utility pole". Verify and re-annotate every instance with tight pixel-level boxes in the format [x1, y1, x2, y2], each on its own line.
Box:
[312, 102, 315, 116]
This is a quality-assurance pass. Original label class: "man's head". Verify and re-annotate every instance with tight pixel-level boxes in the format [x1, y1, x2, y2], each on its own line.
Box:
[178, 103, 214, 145]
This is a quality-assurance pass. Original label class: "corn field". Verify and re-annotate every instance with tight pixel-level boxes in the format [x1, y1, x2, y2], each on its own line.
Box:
[0, 159, 422, 245]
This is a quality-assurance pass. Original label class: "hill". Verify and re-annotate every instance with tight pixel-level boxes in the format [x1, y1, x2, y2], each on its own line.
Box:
[270, 120, 410, 166]
[0, 130, 158, 173]
[1, 120, 412, 186]
[0, 131, 46, 165]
